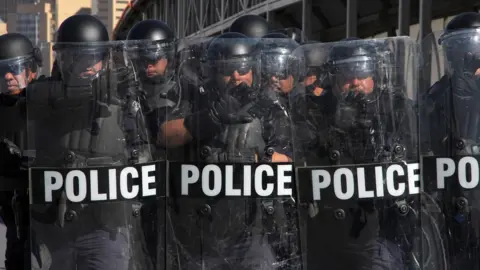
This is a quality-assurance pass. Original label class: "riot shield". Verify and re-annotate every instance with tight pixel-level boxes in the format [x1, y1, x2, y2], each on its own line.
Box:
[290, 37, 422, 269]
[420, 28, 480, 269]
[27, 40, 165, 270]
[0, 41, 45, 270]
[164, 36, 301, 269]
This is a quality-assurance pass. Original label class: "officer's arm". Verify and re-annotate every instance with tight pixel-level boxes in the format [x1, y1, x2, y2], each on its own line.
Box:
[158, 118, 193, 147]
[157, 100, 193, 147]
[262, 109, 293, 163]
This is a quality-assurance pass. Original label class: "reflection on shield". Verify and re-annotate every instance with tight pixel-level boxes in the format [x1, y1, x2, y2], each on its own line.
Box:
[290, 36, 425, 270]
[27, 40, 164, 270]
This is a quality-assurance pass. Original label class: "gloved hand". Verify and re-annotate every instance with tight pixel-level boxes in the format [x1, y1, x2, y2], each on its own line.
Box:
[334, 91, 372, 131]
[184, 90, 253, 141]
[0, 138, 23, 177]
[452, 52, 480, 99]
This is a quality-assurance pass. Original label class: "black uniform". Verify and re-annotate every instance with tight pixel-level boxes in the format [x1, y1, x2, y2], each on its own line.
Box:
[125, 19, 182, 269]
[166, 32, 294, 269]
[421, 12, 480, 270]
[27, 14, 151, 270]
[290, 38, 421, 269]
[0, 32, 43, 270]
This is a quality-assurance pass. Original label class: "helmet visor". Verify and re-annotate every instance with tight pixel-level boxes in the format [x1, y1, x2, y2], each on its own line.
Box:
[0, 56, 35, 93]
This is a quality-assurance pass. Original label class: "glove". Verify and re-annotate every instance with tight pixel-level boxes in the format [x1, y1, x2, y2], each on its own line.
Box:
[184, 91, 253, 142]
[334, 91, 372, 131]
[451, 52, 480, 99]
[0, 138, 22, 177]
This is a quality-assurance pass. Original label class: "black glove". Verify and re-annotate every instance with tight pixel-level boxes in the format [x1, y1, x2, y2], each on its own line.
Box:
[452, 52, 480, 99]
[334, 91, 372, 131]
[184, 91, 253, 142]
[0, 138, 23, 178]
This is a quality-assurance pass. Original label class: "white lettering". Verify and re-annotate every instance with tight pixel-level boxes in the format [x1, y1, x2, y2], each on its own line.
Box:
[181, 165, 199, 195]
[202, 165, 221, 196]
[407, 163, 420, 194]
[277, 164, 292, 196]
[333, 168, 354, 200]
[65, 170, 87, 203]
[357, 167, 374, 198]
[120, 167, 139, 199]
[311, 170, 331, 200]
[142, 165, 156, 197]
[436, 158, 455, 189]
[90, 170, 107, 201]
[44, 171, 63, 203]
[458, 156, 479, 189]
[255, 164, 274, 196]
[386, 164, 405, 197]
[225, 165, 241, 196]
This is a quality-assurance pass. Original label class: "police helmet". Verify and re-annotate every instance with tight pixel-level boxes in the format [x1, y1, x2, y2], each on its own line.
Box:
[229, 15, 270, 38]
[53, 15, 110, 83]
[126, 20, 176, 83]
[0, 33, 42, 74]
[258, 32, 299, 80]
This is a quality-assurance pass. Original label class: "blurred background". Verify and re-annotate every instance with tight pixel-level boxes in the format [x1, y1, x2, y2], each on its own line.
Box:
[0, 0, 479, 267]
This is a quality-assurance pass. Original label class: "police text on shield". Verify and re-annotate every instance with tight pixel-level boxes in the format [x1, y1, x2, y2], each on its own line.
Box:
[307, 162, 420, 200]
[178, 163, 293, 197]
[34, 162, 159, 204]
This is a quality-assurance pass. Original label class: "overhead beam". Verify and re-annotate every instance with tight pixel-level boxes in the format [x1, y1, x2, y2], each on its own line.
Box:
[311, 5, 332, 29]
[398, 0, 411, 35]
[188, 0, 301, 37]
[346, 0, 357, 37]
[302, 0, 312, 41]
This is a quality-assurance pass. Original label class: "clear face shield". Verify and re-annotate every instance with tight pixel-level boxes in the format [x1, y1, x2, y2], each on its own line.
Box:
[127, 41, 175, 84]
[439, 29, 480, 99]
[0, 56, 36, 94]
[329, 55, 379, 102]
[54, 45, 108, 86]
[262, 52, 300, 94]
[206, 56, 259, 104]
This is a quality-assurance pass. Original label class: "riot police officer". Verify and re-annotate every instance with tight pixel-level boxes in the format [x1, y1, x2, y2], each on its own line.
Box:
[0, 32, 43, 270]
[290, 38, 420, 269]
[125, 19, 180, 155]
[165, 31, 295, 269]
[125, 19, 180, 268]
[27, 14, 151, 270]
[421, 12, 480, 270]
[258, 32, 299, 103]
[229, 14, 271, 38]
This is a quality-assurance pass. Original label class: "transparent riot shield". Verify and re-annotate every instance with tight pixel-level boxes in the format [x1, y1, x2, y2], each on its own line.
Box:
[420, 28, 480, 270]
[0, 40, 45, 270]
[27, 41, 165, 270]
[124, 38, 179, 269]
[164, 36, 301, 269]
[290, 37, 422, 269]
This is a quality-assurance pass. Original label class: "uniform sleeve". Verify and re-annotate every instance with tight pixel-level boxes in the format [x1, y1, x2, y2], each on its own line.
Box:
[263, 106, 293, 159]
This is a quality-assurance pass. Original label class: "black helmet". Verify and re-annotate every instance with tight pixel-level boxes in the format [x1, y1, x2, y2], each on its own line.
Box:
[205, 32, 258, 97]
[0, 33, 42, 92]
[127, 19, 174, 41]
[445, 12, 480, 33]
[439, 12, 480, 75]
[439, 12, 480, 45]
[229, 15, 270, 38]
[206, 32, 256, 61]
[55, 14, 109, 46]
[258, 33, 299, 80]
[328, 40, 382, 97]
[126, 20, 176, 84]
[54, 15, 110, 85]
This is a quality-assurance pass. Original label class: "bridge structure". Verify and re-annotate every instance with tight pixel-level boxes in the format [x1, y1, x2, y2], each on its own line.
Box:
[113, 0, 480, 88]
